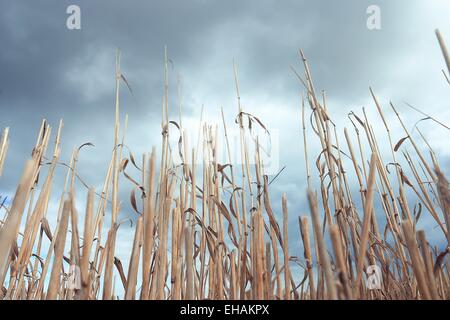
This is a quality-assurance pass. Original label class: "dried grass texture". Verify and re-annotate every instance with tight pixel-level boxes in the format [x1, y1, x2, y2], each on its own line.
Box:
[0, 32, 449, 300]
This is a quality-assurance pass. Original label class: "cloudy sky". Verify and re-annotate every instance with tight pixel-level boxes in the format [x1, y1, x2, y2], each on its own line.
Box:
[0, 0, 449, 292]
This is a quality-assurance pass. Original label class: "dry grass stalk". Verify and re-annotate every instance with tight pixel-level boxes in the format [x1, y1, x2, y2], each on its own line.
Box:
[0, 127, 9, 177]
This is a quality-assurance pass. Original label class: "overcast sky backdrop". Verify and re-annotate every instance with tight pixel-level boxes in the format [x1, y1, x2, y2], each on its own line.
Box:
[0, 1, 449, 290]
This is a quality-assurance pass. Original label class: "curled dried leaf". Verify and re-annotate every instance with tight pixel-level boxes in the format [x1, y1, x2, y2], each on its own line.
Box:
[400, 169, 413, 187]
[114, 257, 127, 290]
[394, 136, 409, 152]
[434, 247, 449, 274]
[130, 187, 142, 215]
[78, 142, 95, 152]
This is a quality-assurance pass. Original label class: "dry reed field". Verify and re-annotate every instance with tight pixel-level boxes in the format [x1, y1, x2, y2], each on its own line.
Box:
[0, 30, 449, 301]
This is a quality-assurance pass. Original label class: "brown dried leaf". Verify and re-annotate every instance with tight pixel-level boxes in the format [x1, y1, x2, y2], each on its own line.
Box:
[394, 136, 409, 152]
[114, 257, 128, 290]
